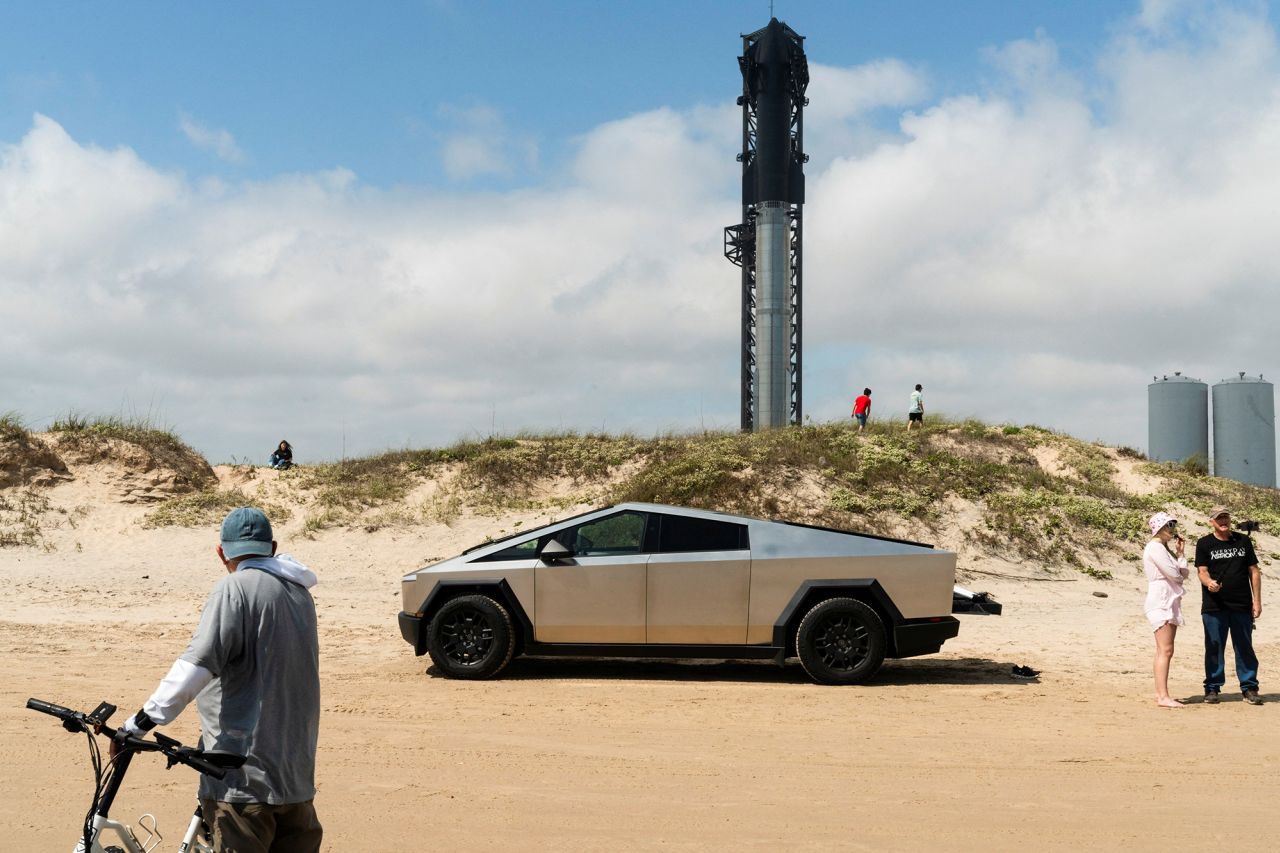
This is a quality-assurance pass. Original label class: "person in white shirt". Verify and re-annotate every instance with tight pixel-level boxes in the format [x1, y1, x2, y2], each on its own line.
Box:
[1143, 511, 1189, 708]
[907, 384, 924, 430]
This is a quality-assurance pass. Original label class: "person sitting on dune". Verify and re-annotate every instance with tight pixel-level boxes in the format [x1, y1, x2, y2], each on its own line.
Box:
[269, 440, 293, 470]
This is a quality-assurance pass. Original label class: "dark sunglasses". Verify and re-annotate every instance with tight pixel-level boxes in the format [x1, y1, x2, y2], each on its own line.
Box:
[1163, 521, 1178, 529]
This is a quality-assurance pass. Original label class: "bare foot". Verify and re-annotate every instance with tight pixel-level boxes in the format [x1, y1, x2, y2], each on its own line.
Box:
[1156, 697, 1186, 708]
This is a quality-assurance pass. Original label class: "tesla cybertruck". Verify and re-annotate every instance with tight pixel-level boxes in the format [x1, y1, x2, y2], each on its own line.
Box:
[398, 503, 1000, 684]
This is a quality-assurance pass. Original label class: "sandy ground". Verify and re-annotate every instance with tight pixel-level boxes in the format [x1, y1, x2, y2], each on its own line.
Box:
[2, 470, 1278, 851]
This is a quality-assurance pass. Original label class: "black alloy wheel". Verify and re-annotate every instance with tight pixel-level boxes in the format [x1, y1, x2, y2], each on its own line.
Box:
[426, 594, 515, 679]
[795, 597, 886, 685]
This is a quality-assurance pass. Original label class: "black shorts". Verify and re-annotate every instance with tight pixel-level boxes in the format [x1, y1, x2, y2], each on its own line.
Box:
[908, 412, 923, 422]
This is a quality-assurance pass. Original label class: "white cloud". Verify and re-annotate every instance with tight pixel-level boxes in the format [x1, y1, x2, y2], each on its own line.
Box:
[804, 59, 930, 167]
[436, 103, 537, 181]
[5, 3, 1280, 462]
[1, 108, 738, 461]
[981, 29, 1085, 101]
[805, 4, 1280, 437]
[0, 114, 183, 271]
[178, 112, 245, 163]
[810, 59, 930, 117]
[1136, 0, 1199, 33]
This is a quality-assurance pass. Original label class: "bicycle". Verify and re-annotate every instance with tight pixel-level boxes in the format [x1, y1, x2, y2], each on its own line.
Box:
[27, 697, 246, 853]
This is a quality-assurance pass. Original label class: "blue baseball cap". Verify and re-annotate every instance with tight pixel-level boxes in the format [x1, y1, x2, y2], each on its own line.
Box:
[220, 507, 274, 560]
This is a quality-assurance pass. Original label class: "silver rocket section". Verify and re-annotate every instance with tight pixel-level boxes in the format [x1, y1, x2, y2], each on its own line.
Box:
[754, 202, 792, 428]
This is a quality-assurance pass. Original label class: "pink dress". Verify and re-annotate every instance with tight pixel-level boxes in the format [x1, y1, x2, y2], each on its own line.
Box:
[1143, 540, 1189, 630]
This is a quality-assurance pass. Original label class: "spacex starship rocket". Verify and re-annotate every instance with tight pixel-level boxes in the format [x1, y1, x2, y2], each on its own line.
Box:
[724, 17, 809, 431]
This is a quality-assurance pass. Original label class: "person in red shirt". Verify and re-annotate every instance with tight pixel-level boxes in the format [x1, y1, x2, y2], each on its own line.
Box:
[852, 388, 872, 431]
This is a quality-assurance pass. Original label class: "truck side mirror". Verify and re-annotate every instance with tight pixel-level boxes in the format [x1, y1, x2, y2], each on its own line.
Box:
[540, 539, 574, 562]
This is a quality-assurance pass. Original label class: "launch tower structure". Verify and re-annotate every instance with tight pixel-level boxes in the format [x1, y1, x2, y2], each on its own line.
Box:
[724, 17, 809, 431]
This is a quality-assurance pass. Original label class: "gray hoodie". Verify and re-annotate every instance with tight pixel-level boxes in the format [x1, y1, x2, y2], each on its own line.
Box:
[180, 552, 320, 803]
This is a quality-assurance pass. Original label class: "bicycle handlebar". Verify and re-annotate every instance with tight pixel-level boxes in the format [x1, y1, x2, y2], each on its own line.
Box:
[26, 697, 244, 780]
[26, 697, 77, 721]
[170, 748, 231, 779]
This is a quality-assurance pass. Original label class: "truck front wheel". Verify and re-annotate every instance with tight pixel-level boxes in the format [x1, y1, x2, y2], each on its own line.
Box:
[426, 594, 516, 679]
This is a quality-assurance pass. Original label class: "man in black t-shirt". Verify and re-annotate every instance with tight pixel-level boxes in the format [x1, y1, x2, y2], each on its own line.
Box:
[1195, 507, 1263, 705]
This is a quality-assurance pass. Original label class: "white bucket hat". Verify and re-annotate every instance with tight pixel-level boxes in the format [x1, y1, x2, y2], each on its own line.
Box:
[1148, 511, 1177, 536]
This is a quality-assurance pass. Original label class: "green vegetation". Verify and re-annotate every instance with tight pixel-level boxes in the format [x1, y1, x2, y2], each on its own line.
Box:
[451, 432, 642, 491]
[0, 490, 58, 549]
[50, 413, 190, 458]
[48, 412, 213, 490]
[1078, 566, 1114, 580]
[1139, 460, 1280, 530]
[615, 419, 1030, 523]
[9, 409, 1279, 571]
[605, 420, 1276, 567]
[1059, 440, 1118, 491]
[975, 489, 1148, 562]
[274, 417, 1273, 565]
[0, 412, 30, 442]
[293, 433, 635, 531]
[615, 433, 764, 512]
[144, 488, 292, 529]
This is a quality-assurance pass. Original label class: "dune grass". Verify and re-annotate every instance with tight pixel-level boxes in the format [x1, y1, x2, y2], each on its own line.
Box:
[272, 416, 1264, 560]
[288, 417, 1186, 563]
[50, 413, 191, 458]
[13, 407, 1279, 567]
[1140, 459, 1280, 530]
[0, 412, 31, 442]
[0, 490, 55, 549]
[143, 488, 292, 529]
[48, 412, 214, 490]
[292, 433, 637, 530]
[614, 418, 1031, 518]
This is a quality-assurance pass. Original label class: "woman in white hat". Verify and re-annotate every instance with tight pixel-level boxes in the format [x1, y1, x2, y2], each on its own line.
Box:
[1144, 511, 1190, 708]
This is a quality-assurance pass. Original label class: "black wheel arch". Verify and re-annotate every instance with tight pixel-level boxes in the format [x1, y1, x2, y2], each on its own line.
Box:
[418, 579, 534, 655]
[772, 579, 903, 657]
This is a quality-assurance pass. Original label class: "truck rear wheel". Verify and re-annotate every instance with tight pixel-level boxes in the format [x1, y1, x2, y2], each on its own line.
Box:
[796, 597, 886, 685]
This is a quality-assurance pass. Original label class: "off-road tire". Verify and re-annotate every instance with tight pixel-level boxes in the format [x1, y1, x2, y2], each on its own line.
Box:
[426, 594, 516, 679]
[795, 597, 886, 685]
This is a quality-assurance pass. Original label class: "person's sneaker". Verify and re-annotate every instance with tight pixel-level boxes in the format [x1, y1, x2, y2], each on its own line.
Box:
[1243, 690, 1264, 705]
[1204, 691, 1221, 704]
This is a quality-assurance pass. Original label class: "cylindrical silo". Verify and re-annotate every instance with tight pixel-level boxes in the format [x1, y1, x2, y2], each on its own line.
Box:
[1212, 373, 1276, 487]
[1148, 373, 1209, 466]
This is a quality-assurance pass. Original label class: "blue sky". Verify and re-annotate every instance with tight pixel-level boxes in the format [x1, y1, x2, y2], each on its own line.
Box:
[4, 1, 1280, 463]
[5, 1, 1125, 188]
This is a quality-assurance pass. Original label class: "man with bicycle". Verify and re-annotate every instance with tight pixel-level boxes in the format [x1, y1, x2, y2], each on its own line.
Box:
[115, 506, 322, 851]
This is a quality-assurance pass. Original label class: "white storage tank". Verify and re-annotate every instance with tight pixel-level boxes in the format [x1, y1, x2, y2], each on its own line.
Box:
[1212, 373, 1276, 488]
[1148, 373, 1208, 466]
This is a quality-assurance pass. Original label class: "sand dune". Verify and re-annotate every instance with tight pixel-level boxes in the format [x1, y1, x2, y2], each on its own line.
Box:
[2, 441, 1277, 850]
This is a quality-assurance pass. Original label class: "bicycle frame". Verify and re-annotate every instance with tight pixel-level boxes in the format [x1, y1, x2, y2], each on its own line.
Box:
[74, 809, 209, 853]
[69, 747, 213, 853]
